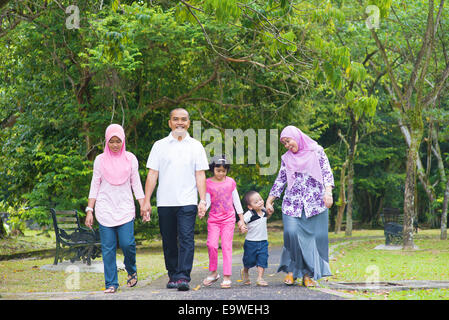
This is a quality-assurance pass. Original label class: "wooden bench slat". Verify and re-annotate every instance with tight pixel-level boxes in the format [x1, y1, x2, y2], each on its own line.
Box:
[54, 210, 78, 216]
[58, 224, 79, 229]
[56, 216, 78, 223]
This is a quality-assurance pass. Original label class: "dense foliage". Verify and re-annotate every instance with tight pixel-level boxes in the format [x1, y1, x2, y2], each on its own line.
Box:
[1, 0, 448, 240]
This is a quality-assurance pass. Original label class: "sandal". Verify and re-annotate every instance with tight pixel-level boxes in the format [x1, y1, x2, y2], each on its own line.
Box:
[240, 268, 251, 285]
[104, 286, 117, 293]
[203, 274, 220, 286]
[127, 273, 138, 287]
[256, 278, 268, 287]
[303, 275, 316, 288]
[284, 274, 294, 286]
[220, 280, 232, 289]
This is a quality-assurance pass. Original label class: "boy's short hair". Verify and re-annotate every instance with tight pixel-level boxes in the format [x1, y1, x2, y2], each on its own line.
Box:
[209, 154, 230, 173]
[244, 190, 259, 208]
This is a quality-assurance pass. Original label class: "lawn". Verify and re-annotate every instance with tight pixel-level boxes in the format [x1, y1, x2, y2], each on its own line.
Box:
[0, 230, 56, 256]
[0, 244, 211, 294]
[324, 229, 449, 300]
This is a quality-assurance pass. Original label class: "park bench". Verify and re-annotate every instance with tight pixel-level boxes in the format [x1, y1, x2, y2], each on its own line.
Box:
[380, 208, 418, 245]
[50, 208, 101, 265]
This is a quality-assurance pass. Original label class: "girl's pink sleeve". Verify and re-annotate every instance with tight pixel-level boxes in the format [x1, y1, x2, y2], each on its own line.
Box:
[88, 156, 102, 199]
[130, 155, 145, 200]
[230, 177, 236, 190]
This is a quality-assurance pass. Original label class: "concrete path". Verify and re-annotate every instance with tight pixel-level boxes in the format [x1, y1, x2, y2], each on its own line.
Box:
[3, 238, 449, 301]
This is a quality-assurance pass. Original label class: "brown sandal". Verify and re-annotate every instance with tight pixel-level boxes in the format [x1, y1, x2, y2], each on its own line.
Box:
[284, 274, 294, 286]
[303, 275, 316, 287]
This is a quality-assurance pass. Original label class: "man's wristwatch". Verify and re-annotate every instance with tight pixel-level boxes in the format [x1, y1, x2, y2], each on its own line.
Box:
[199, 200, 207, 205]
[85, 206, 94, 213]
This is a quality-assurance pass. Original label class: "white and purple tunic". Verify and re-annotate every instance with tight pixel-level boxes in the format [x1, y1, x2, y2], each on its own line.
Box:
[269, 148, 334, 218]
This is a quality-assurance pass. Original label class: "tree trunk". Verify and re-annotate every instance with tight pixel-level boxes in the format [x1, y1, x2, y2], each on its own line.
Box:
[430, 122, 448, 240]
[398, 118, 435, 203]
[0, 216, 6, 238]
[345, 159, 354, 236]
[441, 178, 449, 240]
[366, 194, 373, 224]
[335, 160, 348, 234]
[375, 197, 383, 226]
[403, 128, 421, 249]
[83, 121, 93, 160]
[345, 129, 358, 237]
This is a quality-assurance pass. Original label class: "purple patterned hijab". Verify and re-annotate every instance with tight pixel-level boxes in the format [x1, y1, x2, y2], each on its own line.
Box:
[280, 126, 324, 190]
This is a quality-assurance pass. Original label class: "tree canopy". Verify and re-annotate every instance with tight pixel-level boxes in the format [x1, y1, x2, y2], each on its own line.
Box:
[1, 0, 448, 245]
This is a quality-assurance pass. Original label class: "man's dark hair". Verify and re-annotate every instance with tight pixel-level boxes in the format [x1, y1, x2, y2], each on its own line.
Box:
[169, 108, 189, 119]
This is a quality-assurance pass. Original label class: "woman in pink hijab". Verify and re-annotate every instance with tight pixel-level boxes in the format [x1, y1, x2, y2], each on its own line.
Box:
[266, 126, 334, 288]
[85, 124, 147, 293]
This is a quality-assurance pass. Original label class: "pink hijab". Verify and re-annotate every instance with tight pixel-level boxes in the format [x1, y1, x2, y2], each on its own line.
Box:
[100, 124, 131, 185]
[280, 126, 324, 190]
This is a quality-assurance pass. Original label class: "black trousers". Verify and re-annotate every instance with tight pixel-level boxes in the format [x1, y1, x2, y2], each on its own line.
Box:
[157, 205, 197, 282]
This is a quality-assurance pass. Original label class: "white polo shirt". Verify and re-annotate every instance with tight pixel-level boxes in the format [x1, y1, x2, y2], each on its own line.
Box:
[146, 132, 209, 207]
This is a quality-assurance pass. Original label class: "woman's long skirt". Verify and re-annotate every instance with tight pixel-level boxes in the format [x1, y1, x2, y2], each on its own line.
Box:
[278, 209, 332, 280]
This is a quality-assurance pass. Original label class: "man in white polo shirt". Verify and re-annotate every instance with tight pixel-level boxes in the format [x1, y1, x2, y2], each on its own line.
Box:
[141, 108, 209, 291]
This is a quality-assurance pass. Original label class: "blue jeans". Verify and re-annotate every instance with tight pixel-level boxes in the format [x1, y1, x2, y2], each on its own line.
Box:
[157, 205, 197, 282]
[98, 219, 137, 289]
[243, 240, 269, 269]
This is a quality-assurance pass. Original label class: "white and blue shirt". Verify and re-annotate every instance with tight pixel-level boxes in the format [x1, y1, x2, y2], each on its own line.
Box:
[243, 209, 268, 241]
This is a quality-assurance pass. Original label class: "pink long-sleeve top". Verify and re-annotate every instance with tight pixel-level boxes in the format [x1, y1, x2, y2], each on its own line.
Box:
[205, 176, 243, 224]
[88, 152, 145, 227]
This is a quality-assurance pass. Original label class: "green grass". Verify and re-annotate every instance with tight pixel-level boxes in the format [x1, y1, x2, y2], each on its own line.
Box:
[0, 230, 56, 255]
[0, 247, 210, 294]
[358, 289, 449, 300]
[325, 230, 449, 300]
[328, 229, 384, 239]
[329, 237, 449, 282]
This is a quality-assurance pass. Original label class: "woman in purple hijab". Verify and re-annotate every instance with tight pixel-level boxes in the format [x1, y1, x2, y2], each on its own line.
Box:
[266, 126, 334, 287]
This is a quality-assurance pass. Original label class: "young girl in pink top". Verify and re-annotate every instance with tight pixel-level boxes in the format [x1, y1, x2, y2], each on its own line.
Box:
[201, 155, 244, 289]
[85, 124, 147, 293]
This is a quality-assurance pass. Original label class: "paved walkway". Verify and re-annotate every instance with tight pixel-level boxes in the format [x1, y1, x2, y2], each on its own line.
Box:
[3, 237, 449, 301]
[1, 245, 348, 300]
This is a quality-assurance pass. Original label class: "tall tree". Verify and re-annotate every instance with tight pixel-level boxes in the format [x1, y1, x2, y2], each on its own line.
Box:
[358, 0, 449, 247]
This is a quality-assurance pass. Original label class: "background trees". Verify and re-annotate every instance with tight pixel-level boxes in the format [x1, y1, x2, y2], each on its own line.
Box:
[1, 0, 448, 247]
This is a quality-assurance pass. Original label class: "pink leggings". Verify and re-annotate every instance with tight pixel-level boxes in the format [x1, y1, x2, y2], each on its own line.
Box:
[207, 220, 235, 276]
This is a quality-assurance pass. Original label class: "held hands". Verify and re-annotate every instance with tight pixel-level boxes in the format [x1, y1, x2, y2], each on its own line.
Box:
[140, 201, 152, 223]
[197, 201, 206, 219]
[266, 202, 274, 216]
[237, 220, 247, 234]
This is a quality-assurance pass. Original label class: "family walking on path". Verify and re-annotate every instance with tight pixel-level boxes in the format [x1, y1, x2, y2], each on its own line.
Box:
[85, 108, 334, 294]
